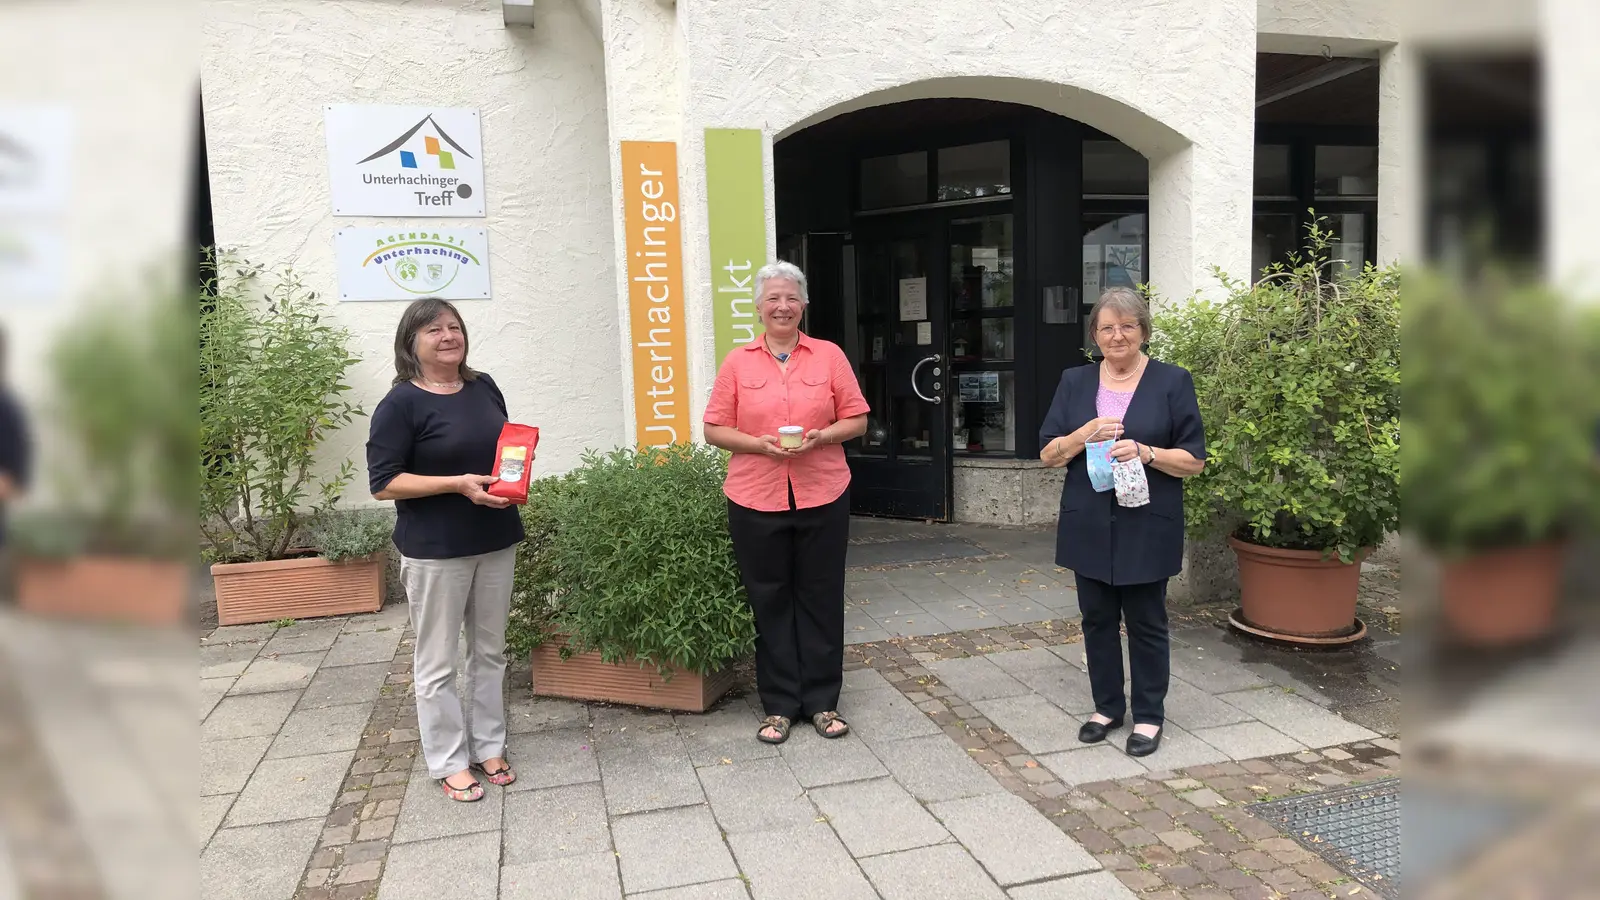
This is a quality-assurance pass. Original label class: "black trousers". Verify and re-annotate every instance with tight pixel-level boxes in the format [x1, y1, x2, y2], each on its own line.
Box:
[727, 489, 850, 720]
[1075, 574, 1170, 726]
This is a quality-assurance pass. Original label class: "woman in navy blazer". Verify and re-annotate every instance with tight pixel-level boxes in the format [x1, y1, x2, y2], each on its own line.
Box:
[1039, 287, 1206, 758]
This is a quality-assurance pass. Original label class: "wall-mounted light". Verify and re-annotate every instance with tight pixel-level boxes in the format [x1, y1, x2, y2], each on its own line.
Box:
[503, 0, 535, 27]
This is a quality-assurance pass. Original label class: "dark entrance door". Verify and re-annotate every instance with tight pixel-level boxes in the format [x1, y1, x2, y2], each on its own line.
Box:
[843, 221, 951, 520]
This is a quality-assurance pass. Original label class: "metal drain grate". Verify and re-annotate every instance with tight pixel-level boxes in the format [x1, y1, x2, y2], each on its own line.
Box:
[1249, 778, 1401, 898]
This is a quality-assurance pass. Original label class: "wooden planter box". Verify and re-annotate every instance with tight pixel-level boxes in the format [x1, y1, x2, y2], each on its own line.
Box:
[530, 640, 736, 713]
[211, 552, 384, 626]
[16, 556, 189, 625]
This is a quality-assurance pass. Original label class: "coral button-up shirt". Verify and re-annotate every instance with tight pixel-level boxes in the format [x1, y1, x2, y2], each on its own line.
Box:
[703, 333, 871, 512]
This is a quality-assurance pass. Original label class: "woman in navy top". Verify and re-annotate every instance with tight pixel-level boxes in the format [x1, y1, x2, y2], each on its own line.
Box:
[0, 329, 31, 568]
[367, 298, 526, 802]
[1039, 287, 1206, 758]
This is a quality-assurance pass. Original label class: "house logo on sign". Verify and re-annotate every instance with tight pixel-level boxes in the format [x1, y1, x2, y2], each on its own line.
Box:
[355, 115, 475, 208]
[363, 231, 481, 294]
[325, 105, 486, 217]
[0, 131, 39, 190]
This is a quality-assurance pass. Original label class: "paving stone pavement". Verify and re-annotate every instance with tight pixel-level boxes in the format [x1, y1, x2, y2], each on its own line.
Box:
[200, 591, 1399, 900]
[193, 520, 1411, 899]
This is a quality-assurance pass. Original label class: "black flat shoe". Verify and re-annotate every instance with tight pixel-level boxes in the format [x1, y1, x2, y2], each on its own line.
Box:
[1078, 717, 1124, 744]
[1126, 728, 1162, 757]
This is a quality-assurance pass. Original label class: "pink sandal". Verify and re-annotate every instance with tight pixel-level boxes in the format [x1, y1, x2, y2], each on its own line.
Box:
[439, 776, 484, 802]
[471, 760, 516, 787]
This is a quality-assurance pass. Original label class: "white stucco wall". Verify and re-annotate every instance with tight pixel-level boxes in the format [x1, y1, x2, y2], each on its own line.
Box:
[201, 0, 624, 499]
[1543, 0, 1600, 299]
[1258, 0, 1397, 52]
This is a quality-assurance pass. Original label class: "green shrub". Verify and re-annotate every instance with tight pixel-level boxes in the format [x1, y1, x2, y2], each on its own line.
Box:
[1151, 221, 1401, 563]
[308, 509, 394, 562]
[505, 471, 580, 658]
[505, 444, 754, 676]
[1403, 267, 1600, 554]
[199, 257, 363, 563]
[14, 271, 195, 559]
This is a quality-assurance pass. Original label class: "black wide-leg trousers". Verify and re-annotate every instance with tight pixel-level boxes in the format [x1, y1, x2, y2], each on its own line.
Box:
[1074, 574, 1171, 726]
[727, 490, 850, 720]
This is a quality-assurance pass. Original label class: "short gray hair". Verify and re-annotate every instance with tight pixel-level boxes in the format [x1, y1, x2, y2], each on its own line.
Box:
[1088, 287, 1151, 340]
[754, 261, 808, 304]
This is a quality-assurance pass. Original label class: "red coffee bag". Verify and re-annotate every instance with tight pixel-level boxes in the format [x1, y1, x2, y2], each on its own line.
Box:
[487, 423, 540, 504]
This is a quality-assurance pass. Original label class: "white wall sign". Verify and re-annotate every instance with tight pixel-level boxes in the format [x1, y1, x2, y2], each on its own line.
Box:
[334, 227, 491, 301]
[0, 227, 67, 303]
[0, 106, 71, 216]
[898, 276, 927, 321]
[325, 105, 486, 217]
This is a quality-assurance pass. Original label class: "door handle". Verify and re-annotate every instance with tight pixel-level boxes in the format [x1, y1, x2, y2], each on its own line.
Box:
[911, 354, 943, 405]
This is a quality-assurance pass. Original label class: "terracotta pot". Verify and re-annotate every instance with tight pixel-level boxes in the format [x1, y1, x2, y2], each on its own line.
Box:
[210, 552, 384, 626]
[530, 639, 735, 713]
[16, 556, 189, 625]
[1229, 536, 1365, 639]
[1438, 542, 1565, 646]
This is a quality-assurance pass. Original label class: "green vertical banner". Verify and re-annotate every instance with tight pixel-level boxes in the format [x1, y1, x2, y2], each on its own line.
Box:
[704, 128, 769, 366]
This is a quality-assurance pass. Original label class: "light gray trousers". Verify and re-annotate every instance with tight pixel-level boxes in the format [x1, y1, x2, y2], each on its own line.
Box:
[400, 545, 516, 779]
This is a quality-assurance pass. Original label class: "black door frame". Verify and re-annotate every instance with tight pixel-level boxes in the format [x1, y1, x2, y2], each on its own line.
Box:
[845, 214, 953, 520]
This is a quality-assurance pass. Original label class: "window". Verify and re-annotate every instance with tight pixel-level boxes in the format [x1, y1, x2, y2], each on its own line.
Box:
[950, 213, 1016, 456]
[1315, 145, 1378, 198]
[937, 141, 1011, 201]
[859, 151, 928, 210]
[1083, 140, 1148, 196]
[1254, 144, 1293, 198]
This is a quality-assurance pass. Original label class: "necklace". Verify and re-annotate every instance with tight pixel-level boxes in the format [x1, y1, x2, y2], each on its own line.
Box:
[420, 376, 463, 390]
[767, 342, 798, 364]
[1102, 356, 1145, 383]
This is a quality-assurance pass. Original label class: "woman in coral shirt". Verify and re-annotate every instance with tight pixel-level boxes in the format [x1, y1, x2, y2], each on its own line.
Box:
[703, 262, 870, 744]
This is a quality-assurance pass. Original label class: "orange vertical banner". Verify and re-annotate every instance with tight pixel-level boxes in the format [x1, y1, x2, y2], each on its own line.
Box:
[621, 141, 691, 446]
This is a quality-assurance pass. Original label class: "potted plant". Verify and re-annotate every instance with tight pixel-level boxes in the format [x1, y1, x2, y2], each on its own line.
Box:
[1153, 221, 1401, 642]
[506, 444, 755, 712]
[11, 275, 193, 624]
[200, 258, 382, 626]
[1405, 267, 1600, 645]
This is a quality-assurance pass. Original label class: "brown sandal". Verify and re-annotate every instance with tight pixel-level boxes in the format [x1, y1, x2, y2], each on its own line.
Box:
[756, 715, 791, 744]
[812, 711, 849, 739]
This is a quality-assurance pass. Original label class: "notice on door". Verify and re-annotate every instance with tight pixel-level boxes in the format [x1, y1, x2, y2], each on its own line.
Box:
[898, 277, 927, 321]
[621, 141, 692, 447]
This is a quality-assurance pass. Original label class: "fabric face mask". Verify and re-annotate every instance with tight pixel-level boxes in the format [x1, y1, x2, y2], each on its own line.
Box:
[1084, 426, 1117, 493]
[1112, 455, 1150, 507]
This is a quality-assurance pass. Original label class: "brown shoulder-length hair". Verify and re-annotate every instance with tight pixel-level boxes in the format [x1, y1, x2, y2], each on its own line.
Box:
[392, 297, 479, 385]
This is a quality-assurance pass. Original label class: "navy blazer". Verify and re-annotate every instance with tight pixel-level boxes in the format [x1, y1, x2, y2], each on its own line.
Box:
[1039, 359, 1206, 586]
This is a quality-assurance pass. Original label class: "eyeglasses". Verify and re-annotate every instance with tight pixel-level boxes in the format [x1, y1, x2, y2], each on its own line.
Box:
[1096, 323, 1142, 338]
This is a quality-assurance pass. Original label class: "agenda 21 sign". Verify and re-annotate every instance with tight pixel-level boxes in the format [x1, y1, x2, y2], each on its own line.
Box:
[325, 104, 486, 217]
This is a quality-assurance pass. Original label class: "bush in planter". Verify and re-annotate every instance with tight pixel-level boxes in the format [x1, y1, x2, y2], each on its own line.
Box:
[1404, 267, 1600, 642]
[1405, 269, 1600, 554]
[199, 257, 363, 563]
[1151, 221, 1400, 638]
[1152, 223, 1401, 563]
[6, 271, 197, 623]
[506, 444, 754, 678]
[200, 257, 379, 626]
